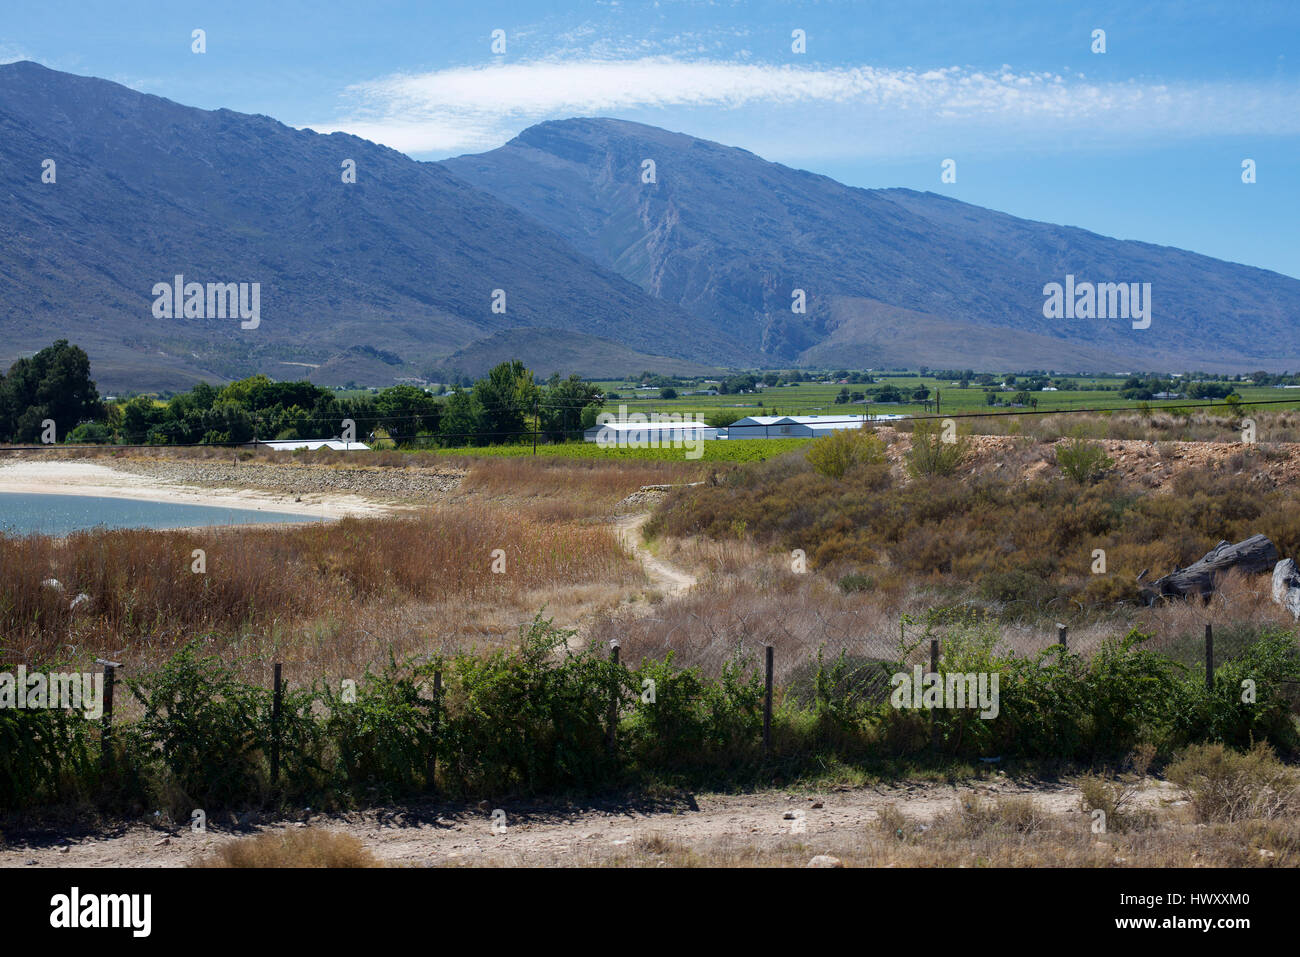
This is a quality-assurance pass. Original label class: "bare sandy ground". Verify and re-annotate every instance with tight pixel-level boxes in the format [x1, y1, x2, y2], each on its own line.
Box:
[0, 460, 397, 520]
[0, 778, 1183, 868]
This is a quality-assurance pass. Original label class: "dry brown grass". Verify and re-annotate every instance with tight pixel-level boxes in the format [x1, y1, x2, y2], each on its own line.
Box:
[1167, 743, 1300, 824]
[1135, 568, 1292, 656]
[590, 539, 1146, 682]
[453, 797, 1300, 867]
[198, 828, 380, 868]
[1, 500, 642, 679]
[454, 455, 701, 507]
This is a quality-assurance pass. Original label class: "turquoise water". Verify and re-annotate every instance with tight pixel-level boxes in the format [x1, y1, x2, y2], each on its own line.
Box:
[0, 493, 325, 536]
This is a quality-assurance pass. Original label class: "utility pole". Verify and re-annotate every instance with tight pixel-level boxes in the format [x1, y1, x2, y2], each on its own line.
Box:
[532, 396, 538, 455]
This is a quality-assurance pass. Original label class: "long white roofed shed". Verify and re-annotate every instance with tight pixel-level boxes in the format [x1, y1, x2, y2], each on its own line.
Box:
[725, 414, 905, 439]
[250, 439, 371, 451]
[583, 420, 719, 444]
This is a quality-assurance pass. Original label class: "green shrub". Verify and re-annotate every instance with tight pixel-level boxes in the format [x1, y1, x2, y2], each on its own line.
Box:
[126, 642, 278, 808]
[805, 427, 885, 480]
[320, 656, 438, 800]
[1169, 629, 1300, 751]
[837, 573, 873, 594]
[624, 651, 765, 773]
[438, 614, 624, 795]
[1055, 435, 1115, 484]
[906, 420, 968, 477]
[976, 568, 1057, 607]
[0, 689, 99, 810]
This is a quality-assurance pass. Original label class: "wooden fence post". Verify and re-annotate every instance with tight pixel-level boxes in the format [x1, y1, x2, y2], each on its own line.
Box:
[1057, 623, 1068, 649]
[271, 662, 282, 785]
[763, 645, 774, 756]
[929, 638, 940, 751]
[100, 661, 116, 768]
[428, 669, 442, 791]
[1205, 624, 1214, 693]
[606, 643, 621, 754]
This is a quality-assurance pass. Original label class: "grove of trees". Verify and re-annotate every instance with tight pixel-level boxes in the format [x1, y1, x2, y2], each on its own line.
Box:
[0, 344, 607, 449]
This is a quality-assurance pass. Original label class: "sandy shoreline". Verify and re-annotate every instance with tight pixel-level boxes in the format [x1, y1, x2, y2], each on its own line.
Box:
[0, 460, 402, 520]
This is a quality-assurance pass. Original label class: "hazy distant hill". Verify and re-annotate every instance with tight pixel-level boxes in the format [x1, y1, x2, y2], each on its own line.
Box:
[428, 328, 718, 381]
[445, 117, 1300, 373]
[0, 63, 747, 390]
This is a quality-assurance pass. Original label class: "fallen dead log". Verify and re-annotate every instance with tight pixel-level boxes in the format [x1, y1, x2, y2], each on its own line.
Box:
[1138, 533, 1279, 604]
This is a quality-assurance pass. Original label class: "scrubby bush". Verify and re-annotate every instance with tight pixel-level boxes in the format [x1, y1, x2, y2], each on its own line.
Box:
[199, 828, 379, 868]
[1168, 629, 1300, 751]
[805, 427, 886, 479]
[837, 573, 873, 594]
[906, 420, 969, 477]
[127, 642, 278, 809]
[1077, 746, 1158, 832]
[438, 614, 624, 795]
[1167, 742, 1298, 822]
[0, 688, 100, 810]
[320, 657, 438, 801]
[1055, 435, 1115, 484]
[624, 651, 765, 773]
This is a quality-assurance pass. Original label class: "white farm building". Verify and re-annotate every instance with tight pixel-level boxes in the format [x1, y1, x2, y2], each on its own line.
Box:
[583, 420, 719, 446]
[250, 439, 371, 451]
[724, 414, 905, 439]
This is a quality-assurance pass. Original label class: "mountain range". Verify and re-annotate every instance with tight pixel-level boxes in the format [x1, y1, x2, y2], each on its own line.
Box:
[2, 61, 1298, 391]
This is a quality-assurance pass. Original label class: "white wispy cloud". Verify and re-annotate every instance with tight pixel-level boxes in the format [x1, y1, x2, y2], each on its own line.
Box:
[305, 57, 1300, 158]
[0, 41, 36, 64]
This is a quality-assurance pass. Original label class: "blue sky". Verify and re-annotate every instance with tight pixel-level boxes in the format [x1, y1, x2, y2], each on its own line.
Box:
[5, 0, 1298, 278]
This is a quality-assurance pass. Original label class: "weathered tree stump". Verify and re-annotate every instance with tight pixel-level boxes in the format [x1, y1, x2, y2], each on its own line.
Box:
[1272, 558, 1300, 621]
[1138, 533, 1279, 603]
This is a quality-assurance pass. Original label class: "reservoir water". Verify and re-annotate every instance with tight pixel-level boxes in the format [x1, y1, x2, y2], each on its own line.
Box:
[0, 492, 325, 536]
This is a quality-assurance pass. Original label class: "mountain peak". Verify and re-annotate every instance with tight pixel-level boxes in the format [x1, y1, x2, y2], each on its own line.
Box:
[444, 120, 1300, 372]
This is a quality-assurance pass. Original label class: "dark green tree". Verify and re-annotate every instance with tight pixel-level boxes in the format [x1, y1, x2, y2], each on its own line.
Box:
[0, 340, 106, 442]
[472, 360, 537, 444]
[539, 374, 603, 442]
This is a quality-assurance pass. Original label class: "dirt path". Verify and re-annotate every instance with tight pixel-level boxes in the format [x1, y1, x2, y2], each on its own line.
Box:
[614, 512, 697, 597]
[0, 778, 1181, 868]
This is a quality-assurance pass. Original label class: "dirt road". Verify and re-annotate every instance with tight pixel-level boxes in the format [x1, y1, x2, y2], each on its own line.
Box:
[0, 777, 1179, 868]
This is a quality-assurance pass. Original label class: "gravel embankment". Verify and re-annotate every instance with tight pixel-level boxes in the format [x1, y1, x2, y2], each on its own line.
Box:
[107, 458, 465, 500]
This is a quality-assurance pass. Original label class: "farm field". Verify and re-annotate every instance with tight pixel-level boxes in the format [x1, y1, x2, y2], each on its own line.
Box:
[429, 437, 811, 462]
[590, 375, 1300, 424]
